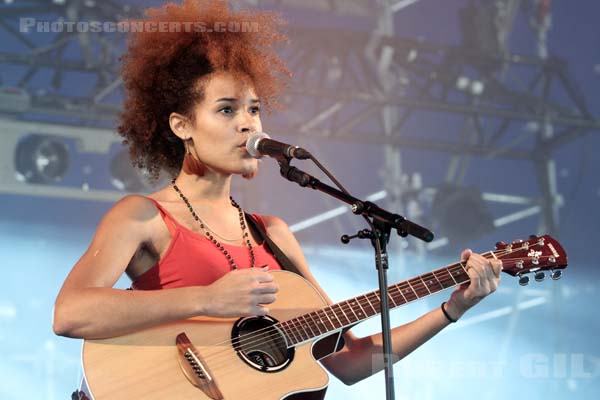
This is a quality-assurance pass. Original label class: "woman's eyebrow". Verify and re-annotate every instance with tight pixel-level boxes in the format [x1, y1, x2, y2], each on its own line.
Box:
[215, 97, 238, 103]
[215, 97, 260, 104]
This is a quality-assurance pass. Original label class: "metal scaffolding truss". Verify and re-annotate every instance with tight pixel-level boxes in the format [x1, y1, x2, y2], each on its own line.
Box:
[0, 0, 597, 236]
[1, 2, 596, 147]
[239, 0, 426, 16]
[0, 0, 136, 122]
[274, 26, 600, 158]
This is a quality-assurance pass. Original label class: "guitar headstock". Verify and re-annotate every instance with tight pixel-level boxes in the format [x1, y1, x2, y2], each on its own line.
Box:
[494, 234, 568, 286]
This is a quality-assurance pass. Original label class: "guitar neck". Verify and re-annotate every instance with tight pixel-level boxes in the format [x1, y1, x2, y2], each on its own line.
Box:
[279, 255, 485, 345]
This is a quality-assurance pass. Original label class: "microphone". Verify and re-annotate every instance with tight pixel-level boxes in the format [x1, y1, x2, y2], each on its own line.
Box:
[246, 132, 311, 160]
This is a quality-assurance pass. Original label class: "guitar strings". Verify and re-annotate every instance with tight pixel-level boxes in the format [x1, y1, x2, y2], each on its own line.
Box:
[201, 262, 470, 356]
[201, 255, 552, 374]
[199, 263, 475, 371]
[199, 250, 553, 365]
[198, 249, 557, 368]
[201, 252, 555, 369]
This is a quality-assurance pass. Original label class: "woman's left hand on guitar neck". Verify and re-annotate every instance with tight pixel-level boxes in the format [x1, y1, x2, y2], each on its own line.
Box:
[444, 249, 503, 321]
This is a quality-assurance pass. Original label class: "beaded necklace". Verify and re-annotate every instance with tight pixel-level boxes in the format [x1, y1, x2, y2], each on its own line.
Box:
[171, 181, 255, 270]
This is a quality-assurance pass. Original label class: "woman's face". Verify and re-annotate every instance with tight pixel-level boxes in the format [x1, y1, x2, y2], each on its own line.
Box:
[188, 71, 262, 177]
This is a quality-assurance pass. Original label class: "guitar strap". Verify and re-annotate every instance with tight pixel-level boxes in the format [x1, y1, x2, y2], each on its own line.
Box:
[244, 213, 302, 276]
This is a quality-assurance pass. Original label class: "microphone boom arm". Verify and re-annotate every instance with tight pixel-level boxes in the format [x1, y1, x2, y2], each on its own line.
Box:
[277, 158, 434, 243]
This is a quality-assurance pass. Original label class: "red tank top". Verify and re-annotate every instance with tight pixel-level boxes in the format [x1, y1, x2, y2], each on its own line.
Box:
[131, 198, 282, 290]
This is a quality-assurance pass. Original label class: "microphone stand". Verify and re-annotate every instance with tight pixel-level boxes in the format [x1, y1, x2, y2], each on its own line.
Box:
[276, 157, 434, 400]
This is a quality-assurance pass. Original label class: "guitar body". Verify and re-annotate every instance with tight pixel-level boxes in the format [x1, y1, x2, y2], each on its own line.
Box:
[81, 271, 337, 400]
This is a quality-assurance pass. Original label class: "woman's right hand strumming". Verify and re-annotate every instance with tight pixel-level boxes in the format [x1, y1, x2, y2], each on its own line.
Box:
[200, 267, 279, 317]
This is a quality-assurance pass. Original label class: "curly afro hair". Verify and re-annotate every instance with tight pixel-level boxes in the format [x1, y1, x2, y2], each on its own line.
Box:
[117, 0, 290, 180]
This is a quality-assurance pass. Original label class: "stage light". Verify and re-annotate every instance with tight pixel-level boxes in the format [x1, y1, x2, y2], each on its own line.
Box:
[14, 134, 70, 184]
[456, 76, 470, 90]
[431, 184, 494, 247]
[470, 80, 485, 96]
[406, 49, 418, 63]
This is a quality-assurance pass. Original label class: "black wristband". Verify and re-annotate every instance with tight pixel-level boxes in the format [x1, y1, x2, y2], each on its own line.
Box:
[441, 301, 457, 323]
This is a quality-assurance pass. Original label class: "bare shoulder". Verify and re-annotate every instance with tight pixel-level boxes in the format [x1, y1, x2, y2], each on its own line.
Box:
[259, 214, 298, 250]
[109, 194, 158, 220]
[259, 215, 299, 244]
[93, 194, 161, 245]
[260, 214, 290, 233]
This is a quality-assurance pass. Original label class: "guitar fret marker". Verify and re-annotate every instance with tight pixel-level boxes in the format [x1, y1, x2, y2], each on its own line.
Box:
[296, 316, 311, 339]
[304, 313, 319, 336]
[328, 306, 343, 327]
[351, 301, 364, 317]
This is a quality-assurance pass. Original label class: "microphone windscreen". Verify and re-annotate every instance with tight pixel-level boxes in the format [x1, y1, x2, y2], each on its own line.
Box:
[246, 132, 270, 159]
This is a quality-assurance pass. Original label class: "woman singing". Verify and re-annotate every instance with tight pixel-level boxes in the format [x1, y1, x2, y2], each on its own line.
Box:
[53, 1, 502, 398]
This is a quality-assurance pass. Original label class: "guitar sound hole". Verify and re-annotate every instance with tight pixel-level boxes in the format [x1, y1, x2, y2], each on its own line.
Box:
[231, 315, 295, 373]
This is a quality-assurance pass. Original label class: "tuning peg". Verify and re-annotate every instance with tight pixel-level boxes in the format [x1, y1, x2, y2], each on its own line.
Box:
[512, 239, 523, 244]
[518, 275, 530, 286]
[534, 271, 545, 282]
[551, 270, 562, 280]
[495, 241, 506, 249]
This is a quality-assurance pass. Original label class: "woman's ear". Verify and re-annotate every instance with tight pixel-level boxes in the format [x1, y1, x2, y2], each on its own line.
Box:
[169, 112, 191, 140]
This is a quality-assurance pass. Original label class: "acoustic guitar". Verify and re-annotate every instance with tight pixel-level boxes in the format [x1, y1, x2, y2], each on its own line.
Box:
[77, 234, 567, 400]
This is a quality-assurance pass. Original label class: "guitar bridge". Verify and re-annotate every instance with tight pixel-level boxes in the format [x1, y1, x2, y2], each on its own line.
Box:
[176, 332, 224, 400]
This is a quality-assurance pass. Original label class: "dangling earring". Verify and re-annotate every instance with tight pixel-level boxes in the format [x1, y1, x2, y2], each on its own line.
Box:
[182, 138, 207, 176]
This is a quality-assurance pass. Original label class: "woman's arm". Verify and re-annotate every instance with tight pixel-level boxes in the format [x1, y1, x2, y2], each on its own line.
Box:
[262, 215, 501, 385]
[53, 195, 199, 339]
[53, 195, 278, 340]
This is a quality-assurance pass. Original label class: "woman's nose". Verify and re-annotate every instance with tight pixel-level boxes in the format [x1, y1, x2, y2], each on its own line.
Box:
[239, 112, 259, 134]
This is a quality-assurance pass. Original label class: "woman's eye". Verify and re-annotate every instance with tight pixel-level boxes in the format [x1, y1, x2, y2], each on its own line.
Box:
[250, 106, 261, 115]
[219, 106, 234, 114]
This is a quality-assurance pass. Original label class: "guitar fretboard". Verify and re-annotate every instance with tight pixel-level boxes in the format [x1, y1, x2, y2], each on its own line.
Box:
[279, 261, 473, 345]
